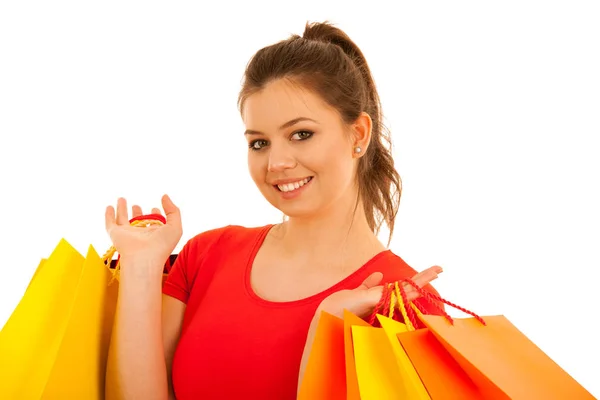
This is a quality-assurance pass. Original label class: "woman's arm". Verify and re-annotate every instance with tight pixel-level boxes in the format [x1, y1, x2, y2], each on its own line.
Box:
[105, 259, 185, 400]
[163, 295, 186, 399]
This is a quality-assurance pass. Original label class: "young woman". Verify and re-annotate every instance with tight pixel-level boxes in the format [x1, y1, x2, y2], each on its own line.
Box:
[104, 21, 444, 400]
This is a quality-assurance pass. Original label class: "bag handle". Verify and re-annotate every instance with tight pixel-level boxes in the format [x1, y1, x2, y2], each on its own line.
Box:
[369, 279, 487, 328]
[399, 278, 487, 326]
[368, 282, 418, 328]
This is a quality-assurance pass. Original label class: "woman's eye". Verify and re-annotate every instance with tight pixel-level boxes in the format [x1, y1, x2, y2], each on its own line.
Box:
[249, 140, 268, 150]
[291, 130, 313, 141]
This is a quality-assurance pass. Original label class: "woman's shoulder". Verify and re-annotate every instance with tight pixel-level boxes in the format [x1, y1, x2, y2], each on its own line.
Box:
[376, 250, 444, 303]
[374, 250, 439, 288]
[184, 223, 273, 252]
[373, 250, 419, 279]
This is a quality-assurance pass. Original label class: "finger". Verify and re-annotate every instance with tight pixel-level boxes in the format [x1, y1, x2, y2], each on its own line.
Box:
[116, 198, 129, 225]
[161, 194, 181, 226]
[404, 286, 423, 303]
[395, 266, 442, 303]
[365, 285, 384, 303]
[105, 205, 116, 232]
[357, 272, 383, 290]
[132, 205, 143, 218]
[151, 207, 162, 215]
[411, 265, 443, 288]
[414, 265, 443, 278]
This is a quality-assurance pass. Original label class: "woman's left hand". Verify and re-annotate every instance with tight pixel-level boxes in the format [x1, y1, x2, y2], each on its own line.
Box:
[316, 265, 443, 319]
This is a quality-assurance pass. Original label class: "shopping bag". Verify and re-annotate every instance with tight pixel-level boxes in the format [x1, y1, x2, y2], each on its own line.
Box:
[343, 310, 370, 400]
[381, 281, 486, 399]
[0, 239, 86, 399]
[26, 259, 47, 291]
[41, 245, 119, 398]
[297, 311, 347, 400]
[397, 278, 595, 399]
[397, 328, 484, 399]
[0, 214, 170, 399]
[299, 300, 431, 399]
[349, 284, 431, 400]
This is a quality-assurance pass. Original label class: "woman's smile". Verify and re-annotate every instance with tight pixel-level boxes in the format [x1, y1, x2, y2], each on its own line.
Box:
[274, 176, 314, 199]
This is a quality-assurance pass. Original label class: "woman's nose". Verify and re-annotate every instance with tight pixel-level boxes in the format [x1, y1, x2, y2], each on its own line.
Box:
[267, 144, 297, 172]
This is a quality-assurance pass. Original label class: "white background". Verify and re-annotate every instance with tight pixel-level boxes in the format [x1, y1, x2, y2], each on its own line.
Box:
[1, 1, 598, 396]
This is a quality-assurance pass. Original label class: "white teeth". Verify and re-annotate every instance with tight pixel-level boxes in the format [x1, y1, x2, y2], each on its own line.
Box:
[277, 177, 311, 192]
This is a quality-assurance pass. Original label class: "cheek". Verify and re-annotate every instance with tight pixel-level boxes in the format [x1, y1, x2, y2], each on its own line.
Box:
[248, 154, 274, 193]
[247, 155, 263, 183]
[315, 144, 355, 187]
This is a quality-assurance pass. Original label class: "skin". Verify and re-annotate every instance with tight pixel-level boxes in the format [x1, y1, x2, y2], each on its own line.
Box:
[103, 78, 442, 400]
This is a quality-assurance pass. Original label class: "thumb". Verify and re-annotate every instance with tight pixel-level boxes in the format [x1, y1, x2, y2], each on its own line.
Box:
[161, 194, 181, 225]
[357, 272, 383, 290]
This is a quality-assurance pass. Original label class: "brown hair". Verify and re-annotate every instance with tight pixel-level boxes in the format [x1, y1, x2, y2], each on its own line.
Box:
[238, 21, 402, 242]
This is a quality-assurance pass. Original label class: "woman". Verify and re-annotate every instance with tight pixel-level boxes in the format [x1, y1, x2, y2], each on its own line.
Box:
[104, 21, 444, 400]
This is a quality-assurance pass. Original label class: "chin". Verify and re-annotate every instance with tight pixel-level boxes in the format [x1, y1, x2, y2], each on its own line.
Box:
[268, 200, 319, 219]
[280, 206, 321, 220]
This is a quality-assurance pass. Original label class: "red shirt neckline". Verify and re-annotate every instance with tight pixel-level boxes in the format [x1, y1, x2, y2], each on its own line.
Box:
[243, 224, 392, 308]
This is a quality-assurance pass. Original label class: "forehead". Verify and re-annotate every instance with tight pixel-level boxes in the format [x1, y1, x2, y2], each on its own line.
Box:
[242, 79, 337, 129]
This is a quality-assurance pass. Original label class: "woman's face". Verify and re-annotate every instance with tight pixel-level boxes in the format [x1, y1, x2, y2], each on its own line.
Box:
[242, 79, 368, 220]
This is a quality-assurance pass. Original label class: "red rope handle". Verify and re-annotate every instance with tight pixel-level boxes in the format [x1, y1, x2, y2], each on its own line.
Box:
[368, 283, 392, 326]
[368, 282, 420, 328]
[411, 299, 427, 314]
[368, 278, 486, 328]
[400, 279, 455, 324]
[401, 278, 487, 326]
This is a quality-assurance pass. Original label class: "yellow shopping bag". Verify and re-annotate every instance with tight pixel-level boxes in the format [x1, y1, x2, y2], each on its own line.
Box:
[42, 245, 119, 398]
[0, 214, 169, 399]
[350, 283, 431, 400]
[0, 239, 87, 398]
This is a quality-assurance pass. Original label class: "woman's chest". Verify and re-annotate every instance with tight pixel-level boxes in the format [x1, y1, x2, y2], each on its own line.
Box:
[249, 246, 379, 302]
[172, 299, 315, 399]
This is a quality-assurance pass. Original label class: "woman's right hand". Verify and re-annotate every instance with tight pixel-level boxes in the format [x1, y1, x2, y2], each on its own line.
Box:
[105, 194, 183, 269]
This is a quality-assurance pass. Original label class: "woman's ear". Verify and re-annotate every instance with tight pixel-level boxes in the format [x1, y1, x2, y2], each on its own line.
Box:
[351, 112, 372, 158]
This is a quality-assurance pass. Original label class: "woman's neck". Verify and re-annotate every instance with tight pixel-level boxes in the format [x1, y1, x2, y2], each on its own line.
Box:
[272, 197, 386, 271]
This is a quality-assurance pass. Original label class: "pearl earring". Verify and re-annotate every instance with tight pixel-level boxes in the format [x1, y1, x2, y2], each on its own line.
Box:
[354, 146, 362, 154]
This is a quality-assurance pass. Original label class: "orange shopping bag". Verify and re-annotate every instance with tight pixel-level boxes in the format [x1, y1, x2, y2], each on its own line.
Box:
[297, 311, 347, 400]
[398, 328, 484, 399]
[343, 310, 371, 400]
[395, 279, 595, 399]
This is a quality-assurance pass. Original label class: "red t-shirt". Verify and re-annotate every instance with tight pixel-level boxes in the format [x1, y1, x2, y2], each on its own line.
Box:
[162, 224, 444, 400]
